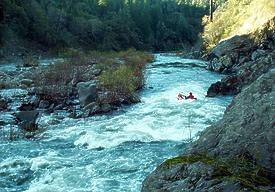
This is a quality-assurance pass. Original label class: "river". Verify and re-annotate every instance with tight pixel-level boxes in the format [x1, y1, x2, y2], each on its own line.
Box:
[0, 54, 232, 192]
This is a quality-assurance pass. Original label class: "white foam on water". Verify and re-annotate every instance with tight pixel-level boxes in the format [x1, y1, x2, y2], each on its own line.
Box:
[72, 64, 228, 149]
[25, 167, 92, 192]
[0, 88, 28, 98]
[22, 54, 232, 192]
[74, 130, 154, 149]
[29, 151, 61, 171]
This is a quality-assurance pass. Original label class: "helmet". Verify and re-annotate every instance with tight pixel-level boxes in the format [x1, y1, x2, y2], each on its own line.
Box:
[189, 92, 192, 95]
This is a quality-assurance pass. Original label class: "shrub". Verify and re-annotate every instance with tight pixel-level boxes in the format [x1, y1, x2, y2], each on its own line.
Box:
[99, 65, 136, 99]
[98, 49, 153, 100]
[32, 49, 153, 103]
[32, 61, 76, 99]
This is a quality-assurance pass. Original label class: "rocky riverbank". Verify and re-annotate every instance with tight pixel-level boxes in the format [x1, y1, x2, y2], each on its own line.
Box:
[142, 17, 275, 192]
[0, 50, 153, 140]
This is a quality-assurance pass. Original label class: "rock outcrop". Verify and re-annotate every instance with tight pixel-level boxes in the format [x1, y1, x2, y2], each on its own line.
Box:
[207, 17, 275, 97]
[207, 35, 254, 73]
[142, 68, 275, 192]
[15, 110, 39, 132]
[207, 50, 274, 96]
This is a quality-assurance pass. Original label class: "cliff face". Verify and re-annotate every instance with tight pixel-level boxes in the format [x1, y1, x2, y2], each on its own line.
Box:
[142, 14, 275, 192]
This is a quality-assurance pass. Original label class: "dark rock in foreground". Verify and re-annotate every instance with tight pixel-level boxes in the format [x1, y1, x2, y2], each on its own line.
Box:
[142, 68, 275, 192]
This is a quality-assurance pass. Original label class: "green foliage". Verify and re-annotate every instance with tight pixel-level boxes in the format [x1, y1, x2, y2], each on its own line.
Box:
[100, 65, 136, 97]
[2, 0, 208, 51]
[163, 154, 215, 166]
[98, 49, 152, 100]
[32, 49, 152, 101]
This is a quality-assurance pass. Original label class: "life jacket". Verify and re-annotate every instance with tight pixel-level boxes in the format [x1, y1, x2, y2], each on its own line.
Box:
[188, 94, 195, 99]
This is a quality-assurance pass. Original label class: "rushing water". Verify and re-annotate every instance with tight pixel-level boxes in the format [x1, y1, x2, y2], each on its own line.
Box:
[0, 54, 232, 192]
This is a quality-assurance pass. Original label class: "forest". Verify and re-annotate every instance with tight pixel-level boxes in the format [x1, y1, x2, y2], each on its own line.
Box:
[0, 0, 226, 53]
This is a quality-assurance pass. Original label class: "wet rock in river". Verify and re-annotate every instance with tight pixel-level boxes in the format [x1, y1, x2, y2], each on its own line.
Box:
[15, 110, 39, 131]
[20, 79, 34, 87]
[0, 96, 8, 111]
[83, 102, 100, 115]
[77, 80, 98, 107]
[38, 100, 50, 109]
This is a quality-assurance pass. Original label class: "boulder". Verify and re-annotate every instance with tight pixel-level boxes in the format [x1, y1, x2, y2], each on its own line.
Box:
[15, 110, 39, 122]
[20, 79, 34, 87]
[251, 49, 267, 61]
[128, 93, 141, 103]
[77, 80, 98, 107]
[207, 55, 233, 73]
[0, 97, 8, 110]
[207, 35, 254, 67]
[100, 103, 112, 113]
[18, 103, 35, 111]
[15, 110, 39, 131]
[193, 69, 275, 178]
[38, 100, 50, 109]
[206, 75, 242, 97]
[97, 91, 113, 103]
[83, 102, 100, 115]
[207, 50, 274, 96]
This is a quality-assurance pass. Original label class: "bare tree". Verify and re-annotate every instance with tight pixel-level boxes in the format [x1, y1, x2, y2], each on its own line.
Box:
[210, 0, 213, 22]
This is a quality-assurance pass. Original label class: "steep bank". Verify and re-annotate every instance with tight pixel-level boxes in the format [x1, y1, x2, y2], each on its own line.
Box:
[203, 0, 275, 48]
[142, 8, 275, 192]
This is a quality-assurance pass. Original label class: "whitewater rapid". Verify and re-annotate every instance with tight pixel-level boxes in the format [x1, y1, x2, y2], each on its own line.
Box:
[0, 54, 232, 192]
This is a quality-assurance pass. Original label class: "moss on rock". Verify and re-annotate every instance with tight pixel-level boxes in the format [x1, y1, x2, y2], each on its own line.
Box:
[163, 154, 215, 166]
[162, 153, 272, 191]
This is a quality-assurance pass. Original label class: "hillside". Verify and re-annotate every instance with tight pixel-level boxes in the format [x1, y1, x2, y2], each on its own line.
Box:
[0, 0, 209, 60]
[203, 0, 275, 48]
